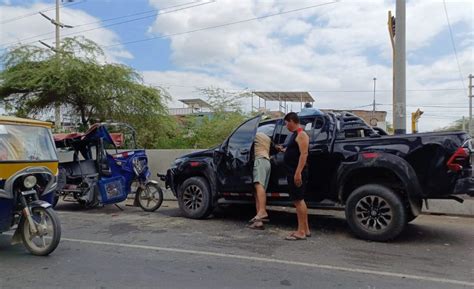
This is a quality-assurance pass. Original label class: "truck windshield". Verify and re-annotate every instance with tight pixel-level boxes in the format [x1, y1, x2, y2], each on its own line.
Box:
[0, 124, 58, 161]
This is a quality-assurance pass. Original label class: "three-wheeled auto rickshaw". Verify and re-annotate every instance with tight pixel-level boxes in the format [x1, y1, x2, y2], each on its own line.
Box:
[54, 122, 163, 211]
[0, 116, 61, 256]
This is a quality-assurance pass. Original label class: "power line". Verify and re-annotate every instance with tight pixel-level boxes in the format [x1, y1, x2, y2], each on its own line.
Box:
[1, 1, 201, 47]
[442, 0, 467, 92]
[308, 88, 465, 93]
[76, 1, 200, 28]
[1, 1, 215, 49]
[103, 0, 339, 49]
[0, 0, 84, 24]
[151, 83, 466, 93]
[377, 103, 467, 109]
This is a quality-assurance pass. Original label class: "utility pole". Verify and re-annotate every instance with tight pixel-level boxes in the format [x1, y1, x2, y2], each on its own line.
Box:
[39, 0, 74, 130]
[388, 11, 395, 131]
[394, 0, 406, 135]
[372, 77, 377, 114]
[54, 0, 61, 130]
[370, 77, 378, 127]
[469, 74, 473, 136]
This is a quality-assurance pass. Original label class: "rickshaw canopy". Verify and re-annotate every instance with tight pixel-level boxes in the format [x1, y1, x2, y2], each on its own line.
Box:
[54, 123, 124, 149]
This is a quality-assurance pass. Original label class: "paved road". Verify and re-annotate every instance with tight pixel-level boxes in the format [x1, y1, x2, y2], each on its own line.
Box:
[0, 201, 473, 289]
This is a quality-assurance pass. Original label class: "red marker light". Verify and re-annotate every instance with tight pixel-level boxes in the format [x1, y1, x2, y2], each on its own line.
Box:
[190, 162, 201, 167]
[362, 152, 380, 159]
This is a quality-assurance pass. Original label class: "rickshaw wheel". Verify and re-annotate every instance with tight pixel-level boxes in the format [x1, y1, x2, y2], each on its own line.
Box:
[21, 207, 61, 256]
[137, 183, 163, 212]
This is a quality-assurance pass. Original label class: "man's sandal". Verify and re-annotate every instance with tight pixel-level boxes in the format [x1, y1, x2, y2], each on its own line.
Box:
[285, 233, 307, 241]
[248, 216, 270, 223]
[247, 222, 265, 230]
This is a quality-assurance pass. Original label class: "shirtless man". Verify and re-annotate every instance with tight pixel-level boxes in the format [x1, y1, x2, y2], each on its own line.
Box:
[248, 132, 271, 230]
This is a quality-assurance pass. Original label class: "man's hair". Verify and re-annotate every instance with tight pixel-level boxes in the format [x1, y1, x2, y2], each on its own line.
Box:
[284, 112, 299, 124]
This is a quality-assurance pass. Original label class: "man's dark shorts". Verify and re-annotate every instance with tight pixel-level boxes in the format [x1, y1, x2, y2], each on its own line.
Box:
[286, 169, 308, 201]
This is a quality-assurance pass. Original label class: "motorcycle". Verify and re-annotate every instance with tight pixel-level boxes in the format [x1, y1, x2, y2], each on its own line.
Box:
[54, 122, 163, 211]
[0, 116, 61, 256]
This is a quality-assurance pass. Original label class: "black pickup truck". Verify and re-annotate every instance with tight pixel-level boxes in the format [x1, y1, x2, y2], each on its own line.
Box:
[162, 109, 473, 241]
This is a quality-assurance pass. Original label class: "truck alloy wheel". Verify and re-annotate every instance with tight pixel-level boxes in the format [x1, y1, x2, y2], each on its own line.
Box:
[183, 185, 203, 211]
[178, 177, 213, 219]
[354, 195, 393, 231]
[345, 184, 407, 241]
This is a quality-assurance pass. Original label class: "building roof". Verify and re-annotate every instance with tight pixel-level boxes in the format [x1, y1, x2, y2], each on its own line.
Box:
[252, 91, 314, 102]
[321, 109, 387, 115]
[179, 98, 211, 108]
[0, 116, 53, 128]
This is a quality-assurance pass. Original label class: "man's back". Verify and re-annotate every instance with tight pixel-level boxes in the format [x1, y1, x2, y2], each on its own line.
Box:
[254, 132, 271, 159]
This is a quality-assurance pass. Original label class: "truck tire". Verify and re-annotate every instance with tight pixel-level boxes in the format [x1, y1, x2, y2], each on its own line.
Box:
[178, 177, 213, 219]
[345, 184, 407, 241]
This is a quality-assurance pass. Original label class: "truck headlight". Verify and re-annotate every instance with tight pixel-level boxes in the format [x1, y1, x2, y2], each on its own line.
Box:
[23, 175, 37, 189]
[174, 158, 187, 165]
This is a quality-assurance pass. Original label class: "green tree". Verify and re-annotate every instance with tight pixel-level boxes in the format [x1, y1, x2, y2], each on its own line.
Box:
[0, 36, 170, 148]
[436, 118, 467, 132]
[182, 87, 248, 148]
[385, 122, 394, 135]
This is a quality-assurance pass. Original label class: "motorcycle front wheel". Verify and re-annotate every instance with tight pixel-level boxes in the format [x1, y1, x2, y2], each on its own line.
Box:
[21, 207, 61, 256]
[137, 183, 163, 212]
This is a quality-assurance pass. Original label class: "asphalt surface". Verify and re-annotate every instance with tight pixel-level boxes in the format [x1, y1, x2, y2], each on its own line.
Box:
[0, 200, 473, 289]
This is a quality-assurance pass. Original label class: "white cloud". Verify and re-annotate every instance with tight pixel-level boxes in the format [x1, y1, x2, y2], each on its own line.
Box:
[141, 70, 242, 107]
[2, 1, 472, 132]
[0, 2, 132, 63]
[144, 0, 473, 131]
[281, 19, 312, 36]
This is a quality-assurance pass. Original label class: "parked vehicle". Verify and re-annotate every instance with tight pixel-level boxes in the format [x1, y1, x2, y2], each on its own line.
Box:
[161, 110, 473, 241]
[54, 123, 163, 212]
[0, 116, 61, 255]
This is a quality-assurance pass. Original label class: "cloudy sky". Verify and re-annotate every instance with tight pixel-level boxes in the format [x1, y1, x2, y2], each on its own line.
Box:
[1, 0, 473, 131]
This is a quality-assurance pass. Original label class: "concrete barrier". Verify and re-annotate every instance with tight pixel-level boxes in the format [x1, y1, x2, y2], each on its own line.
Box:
[59, 149, 473, 216]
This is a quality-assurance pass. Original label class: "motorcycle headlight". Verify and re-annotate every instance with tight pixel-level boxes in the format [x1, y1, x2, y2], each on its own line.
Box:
[23, 175, 37, 189]
[133, 158, 145, 175]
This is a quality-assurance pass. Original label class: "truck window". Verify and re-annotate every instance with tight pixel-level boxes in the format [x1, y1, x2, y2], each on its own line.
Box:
[345, 129, 365, 138]
[226, 116, 260, 157]
[274, 117, 314, 145]
[257, 122, 275, 138]
[314, 116, 328, 143]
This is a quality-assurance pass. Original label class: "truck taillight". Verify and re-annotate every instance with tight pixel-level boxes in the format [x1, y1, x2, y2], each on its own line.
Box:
[447, 147, 469, 172]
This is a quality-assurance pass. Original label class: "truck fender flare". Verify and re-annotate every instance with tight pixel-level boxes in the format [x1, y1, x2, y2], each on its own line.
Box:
[336, 152, 423, 216]
[178, 161, 218, 204]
